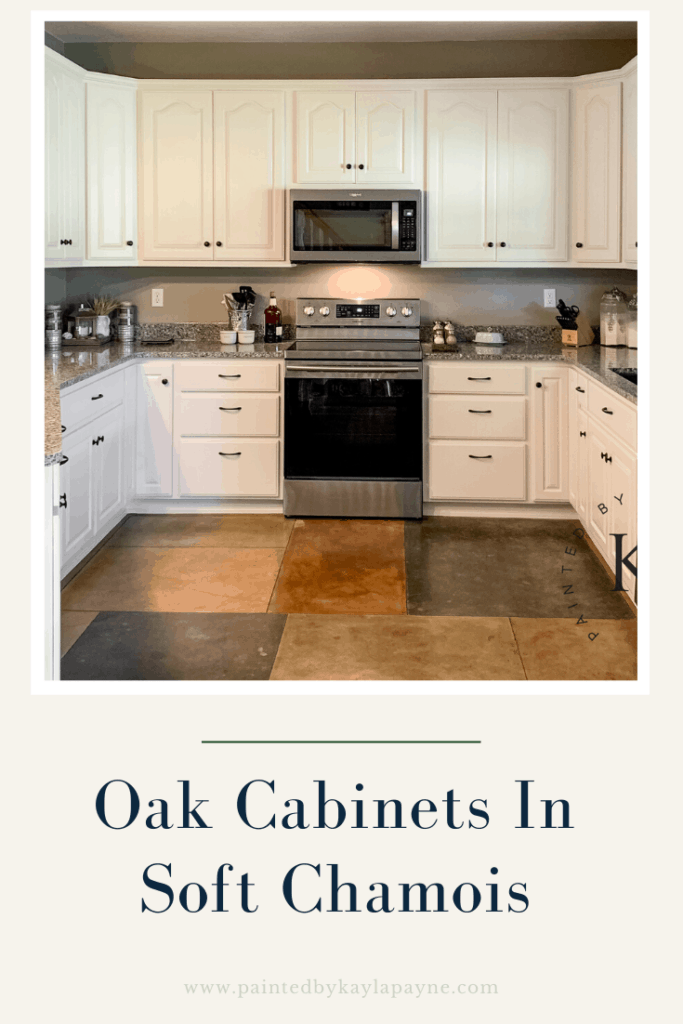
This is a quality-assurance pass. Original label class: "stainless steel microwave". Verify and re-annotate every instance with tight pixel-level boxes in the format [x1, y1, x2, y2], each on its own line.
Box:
[290, 189, 421, 263]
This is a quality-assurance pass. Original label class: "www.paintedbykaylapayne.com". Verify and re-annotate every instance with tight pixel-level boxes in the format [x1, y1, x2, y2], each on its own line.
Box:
[184, 980, 498, 998]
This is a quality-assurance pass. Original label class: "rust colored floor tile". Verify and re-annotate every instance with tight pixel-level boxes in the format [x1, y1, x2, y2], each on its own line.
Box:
[61, 546, 282, 613]
[270, 614, 525, 680]
[269, 519, 406, 615]
[511, 618, 637, 680]
[61, 610, 98, 657]
[109, 513, 295, 549]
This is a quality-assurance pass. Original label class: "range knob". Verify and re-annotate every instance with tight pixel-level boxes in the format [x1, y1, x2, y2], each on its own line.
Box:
[303, 305, 315, 316]
[319, 306, 330, 316]
[401, 306, 413, 317]
[385, 306, 397, 317]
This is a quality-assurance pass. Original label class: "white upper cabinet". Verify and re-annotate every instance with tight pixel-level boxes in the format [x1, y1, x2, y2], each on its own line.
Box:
[572, 80, 622, 262]
[213, 90, 285, 260]
[45, 51, 85, 263]
[86, 79, 137, 260]
[496, 89, 569, 262]
[140, 90, 214, 260]
[294, 89, 416, 185]
[426, 89, 498, 262]
[621, 68, 637, 264]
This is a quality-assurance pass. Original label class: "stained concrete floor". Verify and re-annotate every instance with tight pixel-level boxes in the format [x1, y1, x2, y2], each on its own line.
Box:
[61, 514, 636, 682]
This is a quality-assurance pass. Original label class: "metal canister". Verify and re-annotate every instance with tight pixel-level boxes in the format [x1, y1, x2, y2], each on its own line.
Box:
[116, 301, 137, 342]
[45, 305, 63, 347]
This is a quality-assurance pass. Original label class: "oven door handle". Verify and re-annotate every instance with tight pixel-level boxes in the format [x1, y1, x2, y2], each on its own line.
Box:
[391, 202, 400, 250]
[287, 364, 420, 372]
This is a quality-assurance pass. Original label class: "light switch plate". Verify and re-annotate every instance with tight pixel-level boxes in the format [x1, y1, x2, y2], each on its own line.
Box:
[543, 289, 556, 309]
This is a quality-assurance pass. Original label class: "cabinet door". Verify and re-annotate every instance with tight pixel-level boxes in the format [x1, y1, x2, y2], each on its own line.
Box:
[622, 69, 638, 264]
[135, 367, 173, 496]
[497, 89, 569, 262]
[45, 58, 64, 260]
[567, 370, 578, 510]
[86, 80, 137, 260]
[93, 404, 126, 530]
[530, 367, 569, 501]
[355, 91, 415, 185]
[426, 90, 497, 262]
[586, 427, 612, 558]
[140, 90, 214, 260]
[576, 407, 589, 522]
[573, 81, 622, 262]
[60, 422, 97, 567]
[294, 90, 355, 184]
[214, 91, 285, 260]
[59, 66, 86, 260]
[606, 436, 637, 598]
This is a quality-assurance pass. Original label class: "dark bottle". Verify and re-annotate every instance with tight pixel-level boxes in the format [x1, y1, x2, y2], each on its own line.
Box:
[264, 291, 282, 343]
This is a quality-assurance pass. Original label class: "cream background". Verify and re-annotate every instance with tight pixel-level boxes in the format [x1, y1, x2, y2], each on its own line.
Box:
[5, 3, 679, 1023]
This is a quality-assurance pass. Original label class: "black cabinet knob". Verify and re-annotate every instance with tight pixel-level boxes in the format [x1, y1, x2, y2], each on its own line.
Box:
[126, 240, 133, 246]
[216, 241, 222, 247]
[162, 378, 169, 385]
[345, 163, 352, 169]
[576, 242, 583, 248]
[500, 241, 506, 247]
[358, 163, 364, 169]
[204, 241, 210, 247]
[535, 382, 542, 388]
[635, 242, 638, 248]
[580, 431, 586, 437]
[487, 242, 494, 247]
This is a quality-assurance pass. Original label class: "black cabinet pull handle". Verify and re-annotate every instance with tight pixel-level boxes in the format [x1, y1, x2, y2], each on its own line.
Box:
[535, 382, 542, 388]
[605, 455, 612, 463]
[468, 454, 493, 459]
[467, 376, 491, 381]
[216, 241, 222, 247]
[98, 435, 104, 444]
[218, 451, 241, 457]
[59, 455, 69, 465]
[219, 406, 242, 411]
[204, 241, 211, 247]
[126, 240, 133, 246]
[162, 378, 169, 385]
[91, 393, 103, 401]
[59, 493, 67, 508]
[345, 163, 352, 169]
[576, 242, 583, 248]
[61, 424, 66, 432]
[218, 373, 241, 378]
[601, 407, 613, 415]
[468, 409, 492, 414]
[92, 438, 99, 446]
[580, 431, 586, 437]
[499, 241, 506, 247]
[575, 386, 585, 393]
[487, 242, 494, 247]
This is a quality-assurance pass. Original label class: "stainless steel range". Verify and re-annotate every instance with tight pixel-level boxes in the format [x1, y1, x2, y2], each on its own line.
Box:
[283, 298, 423, 519]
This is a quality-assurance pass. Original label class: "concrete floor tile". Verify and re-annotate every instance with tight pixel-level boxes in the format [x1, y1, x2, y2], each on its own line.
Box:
[61, 610, 98, 657]
[61, 546, 281, 613]
[270, 614, 525, 680]
[109, 513, 295, 549]
[511, 617, 637, 680]
[270, 519, 406, 615]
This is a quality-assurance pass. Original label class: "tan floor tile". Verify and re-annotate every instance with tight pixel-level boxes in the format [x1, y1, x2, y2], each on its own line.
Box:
[109, 513, 295, 549]
[62, 546, 282, 613]
[270, 615, 525, 680]
[61, 611, 98, 657]
[511, 618, 637, 680]
[270, 519, 406, 615]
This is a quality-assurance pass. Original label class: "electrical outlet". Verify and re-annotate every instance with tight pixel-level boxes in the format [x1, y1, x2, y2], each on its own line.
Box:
[543, 289, 556, 309]
[152, 289, 164, 308]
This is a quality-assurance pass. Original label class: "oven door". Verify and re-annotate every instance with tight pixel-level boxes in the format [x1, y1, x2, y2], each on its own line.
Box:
[284, 365, 422, 483]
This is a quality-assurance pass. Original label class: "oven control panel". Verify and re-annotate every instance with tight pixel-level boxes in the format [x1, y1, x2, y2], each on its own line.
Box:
[297, 298, 420, 328]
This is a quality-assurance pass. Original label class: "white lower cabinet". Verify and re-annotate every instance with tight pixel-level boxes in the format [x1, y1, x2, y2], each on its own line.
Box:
[60, 422, 97, 566]
[429, 442, 526, 501]
[93, 405, 126, 525]
[529, 366, 568, 501]
[135, 364, 174, 497]
[177, 438, 280, 497]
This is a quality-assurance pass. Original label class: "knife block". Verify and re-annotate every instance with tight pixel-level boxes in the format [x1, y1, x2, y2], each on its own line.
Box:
[560, 312, 594, 347]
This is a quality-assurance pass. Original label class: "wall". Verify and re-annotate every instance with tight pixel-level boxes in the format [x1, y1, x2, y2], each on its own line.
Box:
[45, 268, 67, 306]
[60, 265, 637, 328]
[62, 39, 637, 80]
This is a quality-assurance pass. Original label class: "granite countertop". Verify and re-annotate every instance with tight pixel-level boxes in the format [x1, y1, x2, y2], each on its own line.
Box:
[423, 339, 638, 406]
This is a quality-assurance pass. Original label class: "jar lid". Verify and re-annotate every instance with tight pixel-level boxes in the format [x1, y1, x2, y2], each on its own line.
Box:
[74, 308, 95, 318]
[118, 301, 134, 307]
[46, 304, 61, 311]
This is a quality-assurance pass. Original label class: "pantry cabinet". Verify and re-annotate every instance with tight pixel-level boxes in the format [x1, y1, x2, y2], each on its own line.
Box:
[572, 80, 622, 262]
[294, 89, 416, 185]
[45, 50, 85, 263]
[426, 87, 569, 263]
[86, 77, 138, 261]
[621, 67, 638, 264]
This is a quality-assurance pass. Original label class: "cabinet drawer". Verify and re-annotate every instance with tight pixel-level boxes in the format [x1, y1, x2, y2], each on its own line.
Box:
[587, 383, 636, 449]
[176, 393, 280, 437]
[175, 360, 280, 392]
[428, 442, 526, 500]
[430, 395, 526, 440]
[177, 438, 280, 497]
[429, 363, 526, 394]
[60, 370, 124, 433]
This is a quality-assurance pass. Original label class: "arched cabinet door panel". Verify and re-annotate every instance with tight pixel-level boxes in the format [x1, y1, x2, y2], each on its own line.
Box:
[573, 81, 622, 263]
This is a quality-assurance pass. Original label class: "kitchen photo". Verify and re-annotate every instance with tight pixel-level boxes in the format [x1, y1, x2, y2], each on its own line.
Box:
[40, 16, 640, 686]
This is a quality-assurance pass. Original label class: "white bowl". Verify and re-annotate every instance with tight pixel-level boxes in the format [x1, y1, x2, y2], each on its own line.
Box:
[474, 331, 506, 345]
[238, 330, 255, 345]
[219, 330, 237, 345]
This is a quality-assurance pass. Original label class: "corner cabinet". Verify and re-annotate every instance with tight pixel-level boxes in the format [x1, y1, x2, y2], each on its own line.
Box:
[572, 80, 622, 262]
[86, 77, 138, 261]
[45, 51, 85, 263]
[621, 67, 638, 264]
[294, 89, 417, 185]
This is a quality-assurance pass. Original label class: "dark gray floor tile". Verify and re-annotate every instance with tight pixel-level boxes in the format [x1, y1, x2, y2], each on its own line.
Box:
[405, 517, 634, 619]
[61, 612, 287, 680]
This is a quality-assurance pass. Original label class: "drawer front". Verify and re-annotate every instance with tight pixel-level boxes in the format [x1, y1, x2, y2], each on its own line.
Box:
[176, 393, 280, 437]
[175, 360, 280, 392]
[177, 438, 280, 497]
[429, 363, 526, 395]
[60, 370, 125, 433]
[587, 383, 636, 449]
[428, 441, 526, 501]
[430, 395, 526, 440]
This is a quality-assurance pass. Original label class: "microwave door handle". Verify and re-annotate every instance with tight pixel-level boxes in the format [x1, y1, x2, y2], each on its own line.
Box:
[391, 202, 399, 250]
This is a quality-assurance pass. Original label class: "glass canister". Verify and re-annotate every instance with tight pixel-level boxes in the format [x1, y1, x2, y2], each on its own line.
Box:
[599, 287, 628, 347]
[626, 293, 637, 350]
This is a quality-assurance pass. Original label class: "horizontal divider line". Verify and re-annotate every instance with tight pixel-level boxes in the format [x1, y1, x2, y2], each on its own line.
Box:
[202, 740, 481, 744]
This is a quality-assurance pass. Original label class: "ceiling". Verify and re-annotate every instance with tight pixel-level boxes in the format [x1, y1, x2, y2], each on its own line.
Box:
[45, 20, 638, 45]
